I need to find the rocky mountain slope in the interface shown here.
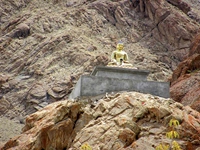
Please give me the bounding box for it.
[0,0,200,149]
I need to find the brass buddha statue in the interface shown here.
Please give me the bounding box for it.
[108,42,133,67]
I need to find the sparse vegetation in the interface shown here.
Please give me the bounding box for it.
[156,119,182,150]
[80,143,92,150]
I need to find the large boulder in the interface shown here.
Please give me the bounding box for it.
[1,100,82,150]
[1,92,200,150]
[170,33,200,112]
[11,23,30,38]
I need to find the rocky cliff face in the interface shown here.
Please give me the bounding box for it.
[1,92,200,150]
[1,0,199,119]
[170,33,200,112]
[1,0,200,149]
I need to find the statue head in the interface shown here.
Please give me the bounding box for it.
[116,42,124,51]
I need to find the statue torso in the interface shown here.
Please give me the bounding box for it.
[114,50,127,62]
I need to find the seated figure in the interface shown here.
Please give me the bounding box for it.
[108,42,133,67]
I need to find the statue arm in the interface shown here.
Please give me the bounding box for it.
[111,51,117,62]
[124,53,129,62]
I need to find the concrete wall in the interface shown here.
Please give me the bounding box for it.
[91,66,149,80]
[69,75,170,99]
[69,77,82,99]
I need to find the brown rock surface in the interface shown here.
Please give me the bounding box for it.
[0,0,176,120]
[1,92,200,150]
[1,100,81,150]
[0,0,200,148]
[189,33,200,56]
[170,33,200,112]
[0,97,10,114]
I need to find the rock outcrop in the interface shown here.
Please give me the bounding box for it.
[0,0,161,119]
[1,92,200,150]
[170,33,200,112]
[89,0,200,69]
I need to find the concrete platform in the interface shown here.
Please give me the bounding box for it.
[91,66,149,80]
[69,75,170,99]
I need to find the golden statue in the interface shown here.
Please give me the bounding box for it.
[108,42,133,67]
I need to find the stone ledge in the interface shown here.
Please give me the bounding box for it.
[91,66,150,80]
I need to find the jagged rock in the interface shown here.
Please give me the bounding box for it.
[118,128,136,147]
[90,0,199,68]
[0,74,10,95]
[47,81,73,100]
[191,100,200,112]
[1,101,81,150]
[0,0,198,121]
[72,106,94,135]
[11,23,30,38]
[68,52,91,66]
[170,33,200,111]
[29,84,46,99]
[1,0,200,148]
[167,0,191,14]
[0,0,31,29]
[189,33,200,56]
[33,105,43,111]
[188,10,200,24]
[148,105,171,119]
[2,92,200,150]
[27,99,40,104]
[170,54,200,84]
[0,74,9,86]
[149,0,199,62]
[72,93,200,149]
[85,54,109,72]
[38,102,49,108]
[0,97,10,113]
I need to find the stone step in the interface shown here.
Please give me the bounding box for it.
[91,66,149,80]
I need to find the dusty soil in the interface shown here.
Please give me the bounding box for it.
[0,117,24,146]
